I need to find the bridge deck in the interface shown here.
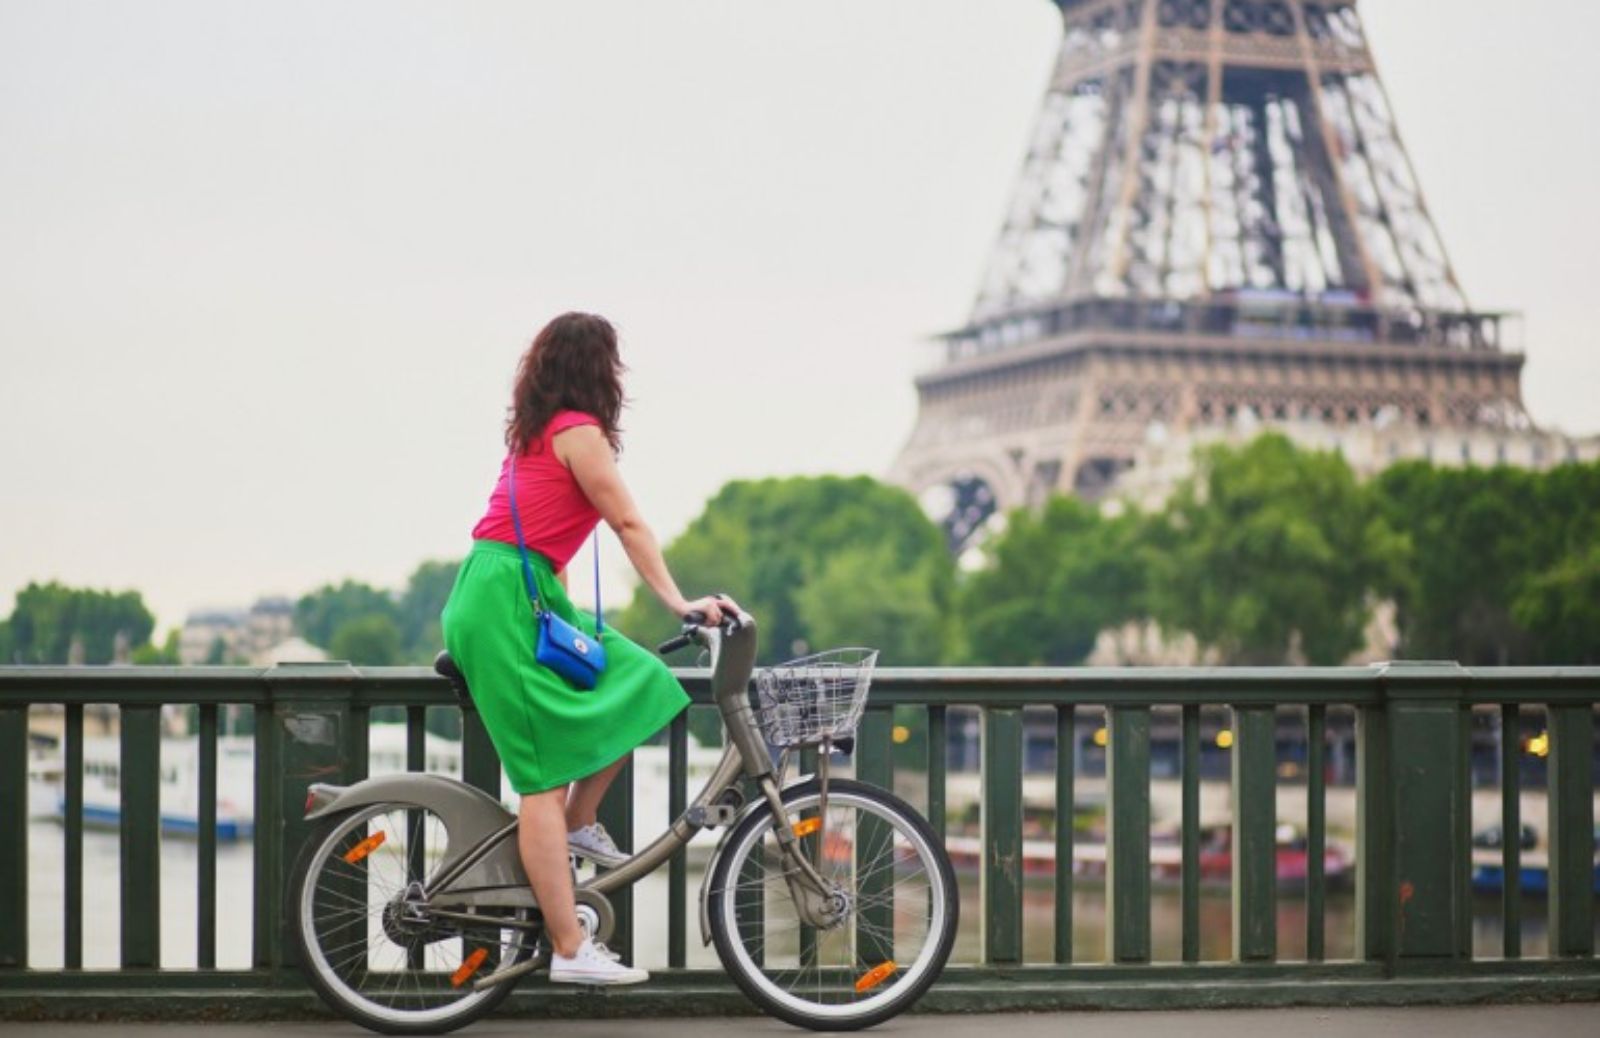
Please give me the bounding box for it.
[0,1005,1592,1037]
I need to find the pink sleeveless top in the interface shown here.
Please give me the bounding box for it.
[470,410,603,571]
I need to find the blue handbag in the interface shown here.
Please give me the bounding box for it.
[506,455,607,690]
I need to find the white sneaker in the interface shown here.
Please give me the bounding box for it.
[549,938,648,986]
[567,822,628,867]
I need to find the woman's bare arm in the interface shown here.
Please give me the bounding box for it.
[556,424,730,622]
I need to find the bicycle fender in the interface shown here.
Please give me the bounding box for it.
[697,795,774,946]
[694,767,812,946]
[305,774,524,894]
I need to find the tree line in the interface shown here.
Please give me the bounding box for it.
[4,434,1596,668]
[621,436,1600,667]
[0,583,167,665]
[0,563,461,667]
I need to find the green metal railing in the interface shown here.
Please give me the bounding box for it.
[1,662,1597,1019]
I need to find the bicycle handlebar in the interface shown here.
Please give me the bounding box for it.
[656,597,745,655]
[656,630,696,655]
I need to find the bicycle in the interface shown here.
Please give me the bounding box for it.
[287,606,958,1033]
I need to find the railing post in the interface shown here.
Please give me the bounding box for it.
[668,712,690,969]
[461,705,500,799]
[197,703,218,969]
[63,704,83,969]
[121,704,162,968]
[1055,705,1076,965]
[1232,703,1276,962]
[1546,702,1596,957]
[1498,703,1522,959]
[263,662,363,972]
[0,705,27,969]
[927,705,947,842]
[1306,703,1327,962]
[855,707,896,968]
[1180,702,1201,964]
[1106,704,1151,964]
[597,754,635,961]
[1376,662,1472,961]
[252,699,280,973]
[1356,694,1393,967]
[981,705,1023,966]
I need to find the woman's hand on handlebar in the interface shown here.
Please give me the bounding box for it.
[657,594,744,655]
[680,594,741,627]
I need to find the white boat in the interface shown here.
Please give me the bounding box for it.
[46,723,727,854]
[28,752,63,819]
[366,723,472,782]
[57,735,256,840]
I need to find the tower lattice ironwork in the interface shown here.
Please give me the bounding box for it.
[891,0,1527,550]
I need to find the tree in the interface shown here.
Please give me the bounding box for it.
[617,476,956,665]
[1375,459,1600,664]
[5,582,156,664]
[204,634,229,665]
[1511,536,1600,664]
[956,496,1152,665]
[1372,461,1533,663]
[131,629,181,666]
[397,560,460,663]
[296,580,398,650]
[1152,434,1405,665]
[1517,461,1600,663]
[329,614,404,665]
[793,544,946,666]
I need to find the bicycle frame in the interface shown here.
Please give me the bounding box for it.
[301,610,838,983]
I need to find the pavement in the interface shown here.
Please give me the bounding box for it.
[0,1006,1597,1038]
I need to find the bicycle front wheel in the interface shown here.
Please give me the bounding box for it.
[706,778,957,1031]
[289,802,534,1036]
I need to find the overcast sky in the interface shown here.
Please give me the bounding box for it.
[3,0,1596,635]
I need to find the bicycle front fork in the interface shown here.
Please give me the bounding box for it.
[759,744,846,930]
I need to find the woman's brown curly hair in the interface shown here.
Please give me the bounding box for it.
[506,312,626,456]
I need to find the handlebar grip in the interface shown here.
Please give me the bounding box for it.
[656,633,693,655]
[659,605,724,654]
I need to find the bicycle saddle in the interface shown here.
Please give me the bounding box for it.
[433,651,474,711]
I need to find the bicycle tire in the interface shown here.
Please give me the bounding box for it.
[706,778,958,1031]
[288,803,534,1036]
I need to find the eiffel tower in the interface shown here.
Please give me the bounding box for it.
[891,0,1527,550]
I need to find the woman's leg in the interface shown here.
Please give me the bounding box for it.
[565,752,630,830]
[517,789,582,958]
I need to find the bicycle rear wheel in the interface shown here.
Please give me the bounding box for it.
[706,778,957,1031]
[290,802,534,1035]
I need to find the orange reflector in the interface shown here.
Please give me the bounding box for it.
[792,817,822,838]
[342,831,386,864]
[450,948,489,988]
[854,960,897,993]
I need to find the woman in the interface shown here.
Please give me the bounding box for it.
[440,312,734,986]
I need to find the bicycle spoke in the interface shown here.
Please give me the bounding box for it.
[715,786,953,1025]
[297,802,532,1027]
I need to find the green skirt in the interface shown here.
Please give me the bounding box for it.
[440,539,690,794]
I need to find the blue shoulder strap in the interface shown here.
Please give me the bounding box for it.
[593,529,604,634]
[505,451,604,632]
[505,454,543,613]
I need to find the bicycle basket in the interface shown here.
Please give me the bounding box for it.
[754,647,879,748]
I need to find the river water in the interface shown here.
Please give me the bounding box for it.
[22,821,1557,969]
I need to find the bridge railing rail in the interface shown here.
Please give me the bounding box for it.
[1,662,1596,1017]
